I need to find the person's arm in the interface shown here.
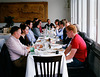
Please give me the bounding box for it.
[66,48,77,60]
[6,39,30,56]
[35,28,41,37]
[56,29,63,36]
[51,23,55,28]
[33,28,38,37]
[64,44,71,55]
[42,24,47,29]
[26,32,31,42]
[63,28,66,41]
[27,30,36,43]
[19,36,24,45]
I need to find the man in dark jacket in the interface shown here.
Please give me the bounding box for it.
[43,19,54,29]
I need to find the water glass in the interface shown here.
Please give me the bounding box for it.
[44,42,49,50]
[30,47,34,52]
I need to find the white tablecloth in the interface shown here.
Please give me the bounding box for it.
[0,38,5,52]
[25,52,69,77]
[0,33,11,41]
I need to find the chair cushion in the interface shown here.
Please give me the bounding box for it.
[34,74,62,77]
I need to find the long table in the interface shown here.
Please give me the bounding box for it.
[25,35,70,77]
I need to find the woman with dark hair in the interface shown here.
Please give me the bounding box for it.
[33,21,41,38]
[33,18,38,23]
[19,23,31,46]
[55,19,59,27]
[33,18,38,28]
[38,20,42,33]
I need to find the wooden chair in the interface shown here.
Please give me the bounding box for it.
[33,55,62,77]
[68,40,93,77]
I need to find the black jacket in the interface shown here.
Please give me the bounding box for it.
[42,23,54,29]
[63,27,72,45]
[0,44,12,77]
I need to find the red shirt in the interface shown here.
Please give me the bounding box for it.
[39,26,42,33]
[71,34,87,62]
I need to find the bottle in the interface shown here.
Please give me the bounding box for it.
[48,26,50,30]
[31,39,34,46]
[46,26,47,35]
[49,43,51,49]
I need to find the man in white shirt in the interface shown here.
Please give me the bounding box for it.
[56,21,65,40]
[6,26,30,68]
[26,20,36,43]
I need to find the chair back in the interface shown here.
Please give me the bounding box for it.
[33,55,62,77]
[0,43,12,77]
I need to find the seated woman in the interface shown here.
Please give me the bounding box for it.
[6,26,30,68]
[33,18,42,33]
[19,23,31,46]
[55,19,59,28]
[64,25,87,67]
[33,21,41,38]
[38,20,43,33]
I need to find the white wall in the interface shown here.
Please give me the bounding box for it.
[0,0,71,28]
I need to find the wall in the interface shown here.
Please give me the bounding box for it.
[0,0,71,28]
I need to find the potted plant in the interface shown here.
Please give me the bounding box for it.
[4,16,14,27]
[3,16,14,33]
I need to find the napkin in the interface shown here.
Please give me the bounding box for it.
[66,59,73,63]
[66,52,73,63]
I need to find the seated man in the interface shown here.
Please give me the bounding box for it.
[62,19,72,46]
[73,24,93,44]
[6,26,30,68]
[43,19,55,29]
[56,21,65,40]
[64,25,87,67]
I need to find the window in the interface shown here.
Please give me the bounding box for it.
[71,0,100,44]
[97,0,100,44]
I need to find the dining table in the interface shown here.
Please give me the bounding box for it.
[25,30,72,77]
[0,33,11,41]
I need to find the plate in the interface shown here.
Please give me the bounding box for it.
[36,40,41,42]
[51,45,62,50]
[50,44,60,46]
[39,37,44,39]
[58,49,65,51]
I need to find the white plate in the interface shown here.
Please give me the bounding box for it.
[51,45,62,50]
